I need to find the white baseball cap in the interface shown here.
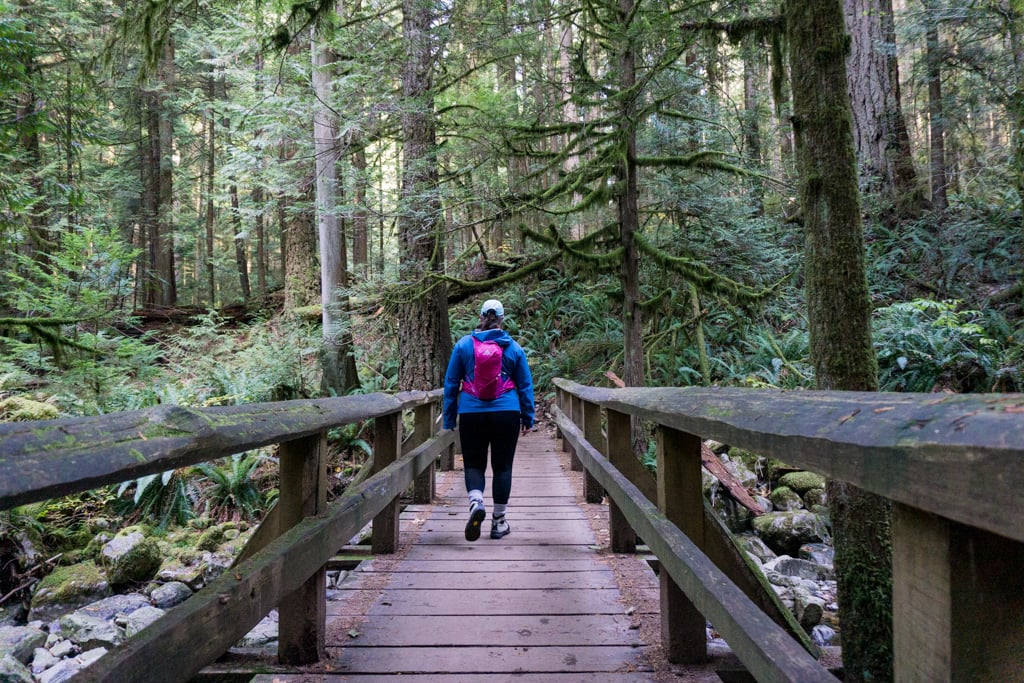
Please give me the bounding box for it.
[480,299,504,317]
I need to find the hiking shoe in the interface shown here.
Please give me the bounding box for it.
[465,500,486,541]
[490,515,511,539]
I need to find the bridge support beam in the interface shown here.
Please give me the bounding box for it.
[657,425,707,664]
[606,408,637,554]
[582,400,604,504]
[893,504,1024,682]
[411,403,436,503]
[372,411,402,554]
[277,432,328,664]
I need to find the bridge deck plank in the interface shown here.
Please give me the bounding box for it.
[249,430,728,682]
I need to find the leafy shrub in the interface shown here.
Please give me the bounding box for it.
[873,299,997,392]
[193,451,273,522]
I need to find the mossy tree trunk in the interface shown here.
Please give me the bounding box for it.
[786,0,892,680]
[397,0,451,392]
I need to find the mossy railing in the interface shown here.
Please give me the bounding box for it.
[0,390,455,683]
[553,378,1024,683]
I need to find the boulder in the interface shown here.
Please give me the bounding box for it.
[799,543,834,569]
[73,594,150,622]
[57,613,123,650]
[0,626,46,664]
[737,533,777,565]
[37,658,80,683]
[778,471,826,494]
[28,562,111,623]
[150,581,192,609]
[156,561,206,591]
[31,647,59,674]
[0,654,33,683]
[764,556,834,582]
[100,532,162,586]
[793,587,825,628]
[802,487,827,508]
[752,511,828,556]
[236,611,278,649]
[123,606,165,637]
[768,486,804,511]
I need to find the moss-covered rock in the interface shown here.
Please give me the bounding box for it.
[752,511,829,557]
[28,562,111,622]
[778,471,827,494]
[99,532,161,586]
[769,486,805,511]
[0,397,59,422]
[802,487,827,508]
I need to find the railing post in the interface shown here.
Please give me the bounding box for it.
[657,424,707,663]
[556,388,568,452]
[277,433,328,664]
[582,399,604,504]
[411,402,435,503]
[893,504,1024,682]
[371,411,402,554]
[569,394,583,471]
[605,408,636,553]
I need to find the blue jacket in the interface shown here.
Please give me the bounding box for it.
[443,328,534,430]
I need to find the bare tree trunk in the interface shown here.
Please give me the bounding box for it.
[923,0,949,212]
[844,0,924,220]
[230,181,251,301]
[254,52,268,298]
[204,65,217,307]
[155,35,177,308]
[313,16,360,395]
[398,0,451,391]
[351,144,369,280]
[787,0,892,680]
[1007,0,1024,308]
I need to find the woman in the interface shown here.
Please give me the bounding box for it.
[442,299,534,542]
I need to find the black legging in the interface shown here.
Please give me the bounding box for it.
[459,411,521,505]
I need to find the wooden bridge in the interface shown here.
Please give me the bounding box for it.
[2,381,1023,682]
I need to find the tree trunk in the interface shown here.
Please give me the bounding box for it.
[398,0,451,392]
[283,184,320,311]
[313,17,360,395]
[155,34,177,308]
[254,52,268,298]
[351,144,369,280]
[205,65,217,307]
[786,1,892,681]
[923,0,949,213]
[844,0,924,220]
[230,181,251,301]
[1006,0,1024,308]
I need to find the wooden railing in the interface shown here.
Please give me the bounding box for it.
[0,391,455,683]
[553,378,1024,683]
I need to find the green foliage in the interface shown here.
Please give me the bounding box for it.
[115,470,200,529]
[193,451,271,523]
[873,299,998,392]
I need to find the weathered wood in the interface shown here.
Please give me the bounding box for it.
[277,433,327,664]
[893,504,1024,682]
[555,407,838,682]
[569,393,583,471]
[605,408,636,554]
[658,425,706,664]
[582,400,604,503]
[701,443,764,515]
[371,411,402,554]
[0,390,441,511]
[76,429,453,683]
[553,380,1024,543]
[410,403,435,503]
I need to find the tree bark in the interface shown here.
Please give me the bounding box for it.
[230,181,251,301]
[923,0,949,213]
[398,0,451,392]
[313,14,360,396]
[786,0,892,680]
[155,34,177,308]
[844,0,924,220]
[283,183,320,311]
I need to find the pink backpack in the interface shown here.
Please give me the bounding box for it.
[462,337,516,400]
